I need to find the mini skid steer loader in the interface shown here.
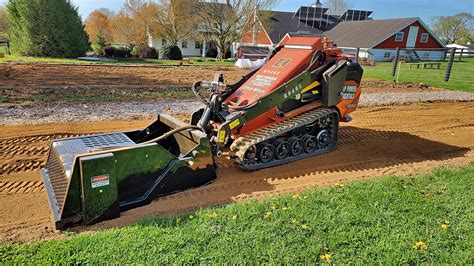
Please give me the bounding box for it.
[42,34,363,229]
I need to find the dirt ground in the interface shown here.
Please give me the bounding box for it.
[0,102,473,244]
[1,64,444,107]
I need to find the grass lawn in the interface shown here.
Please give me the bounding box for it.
[1,164,473,263]
[363,58,474,92]
[0,54,236,67]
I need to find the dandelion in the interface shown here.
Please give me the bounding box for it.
[303,196,308,199]
[334,182,345,188]
[441,220,450,230]
[291,219,299,225]
[292,194,301,199]
[412,241,427,250]
[269,194,276,200]
[282,207,288,211]
[271,205,277,210]
[208,212,217,219]
[188,215,194,220]
[320,253,331,261]
[232,215,237,221]
[176,217,182,223]
[301,224,309,230]
[264,211,272,218]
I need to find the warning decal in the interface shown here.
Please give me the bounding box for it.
[91,174,110,189]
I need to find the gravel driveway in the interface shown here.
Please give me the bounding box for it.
[1,91,473,126]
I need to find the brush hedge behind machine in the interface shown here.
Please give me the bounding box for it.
[42,34,363,229]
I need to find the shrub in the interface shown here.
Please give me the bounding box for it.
[103,46,115,57]
[161,44,182,60]
[103,46,131,58]
[132,44,158,59]
[113,47,131,58]
[195,58,204,62]
[207,58,216,62]
[205,48,218,58]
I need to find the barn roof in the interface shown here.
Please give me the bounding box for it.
[325,17,418,48]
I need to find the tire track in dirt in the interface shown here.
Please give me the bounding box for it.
[0,159,45,176]
[0,181,45,194]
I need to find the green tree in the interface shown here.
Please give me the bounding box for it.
[431,13,474,45]
[0,5,9,40]
[7,0,88,57]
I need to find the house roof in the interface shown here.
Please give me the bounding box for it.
[264,10,325,44]
[325,17,418,48]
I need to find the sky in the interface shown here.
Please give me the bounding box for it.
[0,0,473,23]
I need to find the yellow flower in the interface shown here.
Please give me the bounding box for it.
[232,215,237,221]
[188,215,194,220]
[441,221,450,230]
[269,194,276,200]
[176,217,182,223]
[334,182,345,188]
[282,207,288,211]
[208,212,217,219]
[303,196,308,199]
[264,211,272,218]
[271,205,277,210]
[292,194,301,199]
[412,241,427,250]
[301,224,309,230]
[320,253,331,261]
[291,219,299,224]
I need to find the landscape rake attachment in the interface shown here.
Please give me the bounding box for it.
[42,114,216,229]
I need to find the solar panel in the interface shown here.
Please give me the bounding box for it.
[339,9,373,21]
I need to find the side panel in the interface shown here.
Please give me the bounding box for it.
[80,153,120,224]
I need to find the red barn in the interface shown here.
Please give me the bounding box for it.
[325,18,446,61]
[237,3,446,62]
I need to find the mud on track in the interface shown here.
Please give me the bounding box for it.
[0,102,473,244]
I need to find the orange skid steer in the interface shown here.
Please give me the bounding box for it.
[41,34,363,228]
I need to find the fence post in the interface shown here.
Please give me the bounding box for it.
[444,47,455,82]
[391,47,400,77]
[355,47,360,63]
[459,49,463,61]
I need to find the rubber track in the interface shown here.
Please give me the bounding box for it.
[230,108,336,169]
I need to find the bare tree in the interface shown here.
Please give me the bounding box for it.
[324,0,348,15]
[196,0,277,60]
[151,0,199,44]
[97,8,115,18]
[431,13,474,45]
[0,5,8,40]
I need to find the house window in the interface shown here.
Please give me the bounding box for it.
[395,32,404,42]
[182,41,188,48]
[195,41,202,49]
[162,39,167,46]
[420,33,429,43]
[384,52,391,59]
[423,53,430,60]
